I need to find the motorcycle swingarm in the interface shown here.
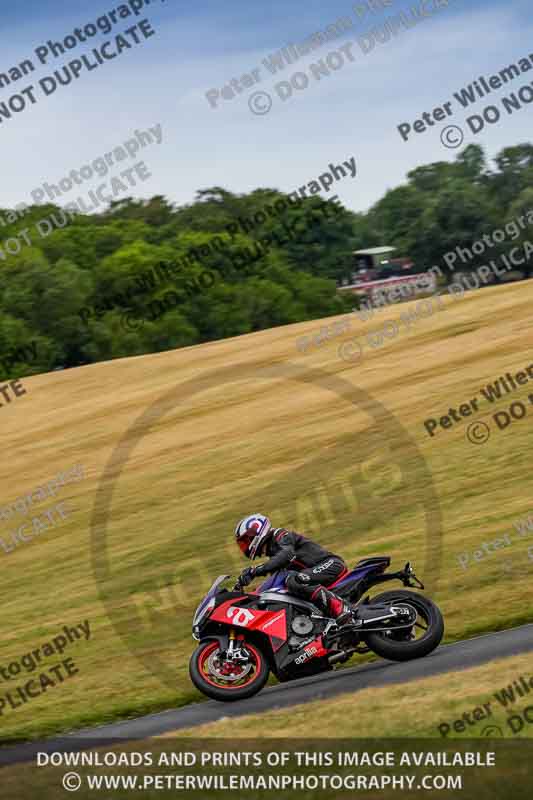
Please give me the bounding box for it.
[324,619,415,647]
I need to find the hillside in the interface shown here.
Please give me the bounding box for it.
[1,279,532,743]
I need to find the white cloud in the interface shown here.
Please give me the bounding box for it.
[1,1,532,215]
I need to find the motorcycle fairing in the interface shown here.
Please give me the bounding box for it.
[210,597,288,651]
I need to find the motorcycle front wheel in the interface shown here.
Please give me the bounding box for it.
[189,640,270,702]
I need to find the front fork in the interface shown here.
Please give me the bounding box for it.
[226,628,249,663]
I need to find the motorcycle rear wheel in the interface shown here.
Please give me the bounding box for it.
[362,590,444,661]
[189,640,270,702]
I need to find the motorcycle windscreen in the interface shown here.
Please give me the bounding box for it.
[192,574,229,626]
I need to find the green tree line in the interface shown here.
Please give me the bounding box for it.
[0,143,532,379]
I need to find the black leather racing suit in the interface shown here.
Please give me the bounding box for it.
[254,528,348,612]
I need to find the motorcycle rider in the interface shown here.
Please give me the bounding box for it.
[235,514,355,626]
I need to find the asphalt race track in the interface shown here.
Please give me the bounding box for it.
[2,624,533,766]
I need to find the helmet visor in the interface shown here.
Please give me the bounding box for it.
[237,533,254,556]
[237,536,250,556]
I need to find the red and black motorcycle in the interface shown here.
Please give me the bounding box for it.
[189,557,444,701]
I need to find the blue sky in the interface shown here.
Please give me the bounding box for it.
[1,0,532,215]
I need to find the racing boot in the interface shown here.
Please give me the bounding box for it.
[311,586,355,626]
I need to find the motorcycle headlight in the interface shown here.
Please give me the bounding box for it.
[192,597,216,636]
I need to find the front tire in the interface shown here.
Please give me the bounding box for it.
[189,640,270,702]
[363,590,444,662]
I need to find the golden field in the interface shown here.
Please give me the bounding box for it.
[1,280,532,742]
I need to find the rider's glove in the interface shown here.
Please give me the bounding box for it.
[239,566,256,586]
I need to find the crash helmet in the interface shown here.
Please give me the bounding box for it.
[234,514,271,559]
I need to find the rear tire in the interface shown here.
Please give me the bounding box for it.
[189,640,269,702]
[363,590,444,662]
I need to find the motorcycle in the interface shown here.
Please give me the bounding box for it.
[189,556,444,701]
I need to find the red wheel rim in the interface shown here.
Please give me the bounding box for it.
[197,642,263,690]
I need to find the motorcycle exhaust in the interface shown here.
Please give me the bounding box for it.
[328,647,361,665]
